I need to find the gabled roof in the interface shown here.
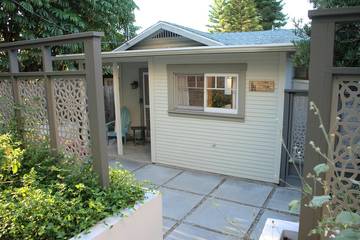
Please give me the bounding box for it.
[114,21,299,52]
[113,21,223,51]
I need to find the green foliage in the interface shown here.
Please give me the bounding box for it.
[292,0,360,68]
[253,0,287,30]
[334,21,360,67]
[288,199,300,212]
[334,229,360,240]
[336,211,360,225]
[291,19,311,68]
[208,0,227,32]
[0,134,23,182]
[208,0,263,32]
[0,134,144,239]
[313,163,329,176]
[310,0,360,8]
[286,102,360,239]
[308,195,331,208]
[0,0,138,71]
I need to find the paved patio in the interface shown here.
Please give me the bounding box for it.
[109,159,301,240]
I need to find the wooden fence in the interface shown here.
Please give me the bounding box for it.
[0,32,109,187]
[299,7,360,239]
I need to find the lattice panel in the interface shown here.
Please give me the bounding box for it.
[0,78,14,124]
[330,78,360,213]
[290,95,308,163]
[18,77,49,137]
[54,77,91,159]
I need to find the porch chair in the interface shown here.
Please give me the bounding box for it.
[106,106,131,144]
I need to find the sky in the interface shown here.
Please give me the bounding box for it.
[134,0,314,33]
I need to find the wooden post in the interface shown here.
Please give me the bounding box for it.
[112,63,123,155]
[299,12,335,240]
[42,46,59,150]
[8,49,22,131]
[84,36,109,188]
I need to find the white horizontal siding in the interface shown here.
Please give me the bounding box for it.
[149,52,286,183]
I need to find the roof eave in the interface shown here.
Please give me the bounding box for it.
[55,44,296,61]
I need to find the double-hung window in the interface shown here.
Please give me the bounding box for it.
[173,73,239,114]
[168,63,246,120]
[174,74,204,110]
[204,74,238,114]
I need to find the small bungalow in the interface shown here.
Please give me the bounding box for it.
[59,21,305,184]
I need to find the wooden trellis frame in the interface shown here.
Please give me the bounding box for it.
[0,32,109,188]
[299,7,360,239]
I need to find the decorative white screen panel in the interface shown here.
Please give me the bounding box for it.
[0,78,15,124]
[290,95,308,163]
[53,76,91,159]
[18,77,49,137]
[331,77,360,213]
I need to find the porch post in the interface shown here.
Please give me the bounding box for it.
[112,63,123,155]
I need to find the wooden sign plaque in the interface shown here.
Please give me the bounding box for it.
[249,80,275,92]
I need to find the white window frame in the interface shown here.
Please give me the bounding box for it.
[204,73,239,114]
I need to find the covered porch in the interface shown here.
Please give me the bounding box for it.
[101,58,153,163]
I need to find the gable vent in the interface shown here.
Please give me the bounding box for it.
[152,30,181,39]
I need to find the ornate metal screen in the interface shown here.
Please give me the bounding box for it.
[290,95,308,163]
[0,78,14,124]
[54,76,91,159]
[330,76,360,213]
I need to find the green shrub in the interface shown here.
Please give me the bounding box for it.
[0,134,144,240]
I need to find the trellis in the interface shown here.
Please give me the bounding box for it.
[0,32,109,187]
[299,7,360,239]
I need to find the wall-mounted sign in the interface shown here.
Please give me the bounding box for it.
[249,80,275,92]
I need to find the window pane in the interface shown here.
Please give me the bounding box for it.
[175,74,204,108]
[222,76,237,89]
[197,76,204,88]
[189,89,204,106]
[231,76,237,89]
[207,76,215,88]
[206,89,236,109]
[187,76,196,87]
[217,76,225,88]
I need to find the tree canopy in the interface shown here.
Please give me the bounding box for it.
[0,0,138,49]
[0,0,138,71]
[253,0,287,30]
[208,0,286,32]
[310,0,360,8]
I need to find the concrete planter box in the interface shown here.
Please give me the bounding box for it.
[259,218,299,240]
[71,191,162,240]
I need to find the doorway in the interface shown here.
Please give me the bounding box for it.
[280,90,308,187]
[139,69,150,141]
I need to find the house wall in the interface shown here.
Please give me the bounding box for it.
[120,62,147,130]
[148,52,287,183]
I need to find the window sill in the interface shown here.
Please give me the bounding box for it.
[168,109,244,122]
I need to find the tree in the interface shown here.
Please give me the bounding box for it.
[253,0,287,30]
[208,0,227,32]
[208,0,263,32]
[0,0,138,70]
[310,0,360,8]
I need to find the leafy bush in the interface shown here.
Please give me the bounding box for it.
[0,134,144,240]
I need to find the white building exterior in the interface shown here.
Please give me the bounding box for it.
[58,21,299,183]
